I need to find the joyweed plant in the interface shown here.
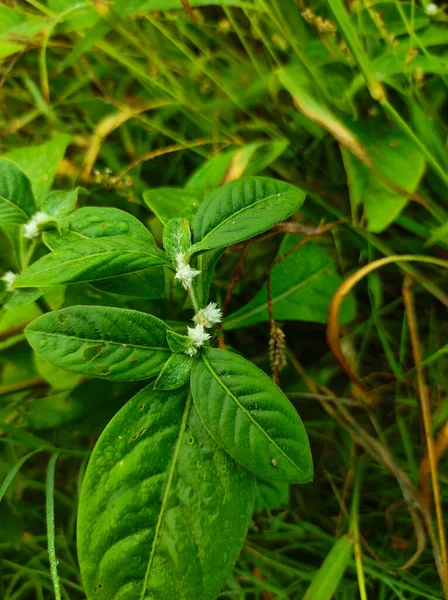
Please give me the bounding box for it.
[1,162,314,599]
[1,1,448,599]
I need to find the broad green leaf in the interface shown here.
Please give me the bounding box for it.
[77,385,255,600]
[190,177,306,253]
[4,288,42,311]
[303,534,353,600]
[0,159,35,224]
[163,217,192,260]
[186,141,289,190]
[44,207,165,299]
[342,119,425,232]
[192,248,225,309]
[166,329,191,353]
[254,478,289,513]
[191,348,313,483]
[41,189,81,220]
[4,135,71,203]
[186,151,235,190]
[355,3,429,38]
[25,306,170,381]
[154,353,193,390]
[224,235,355,330]
[143,188,205,225]
[44,206,156,248]
[14,236,169,288]
[278,67,369,165]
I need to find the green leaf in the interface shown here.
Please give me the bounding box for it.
[303,534,353,600]
[44,207,165,299]
[143,188,205,225]
[77,385,255,599]
[342,119,425,232]
[166,329,191,353]
[191,348,313,483]
[4,288,42,311]
[163,217,192,261]
[225,235,355,329]
[44,206,156,249]
[192,248,226,309]
[154,353,193,390]
[190,177,306,253]
[41,189,81,220]
[25,306,170,381]
[4,135,71,203]
[14,236,169,288]
[0,158,36,224]
[186,141,289,190]
[355,3,429,38]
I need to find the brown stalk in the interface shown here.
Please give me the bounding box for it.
[327,255,448,405]
[403,276,448,596]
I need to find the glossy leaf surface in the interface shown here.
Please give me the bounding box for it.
[224,235,355,329]
[25,306,170,381]
[190,177,306,253]
[143,188,204,224]
[0,158,35,224]
[77,385,255,599]
[44,206,157,249]
[191,348,313,482]
[154,353,193,390]
[14,236,169,288]
[43,207,166,298]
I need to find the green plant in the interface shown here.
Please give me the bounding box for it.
[1,0,447,599]
[1,161,314,598]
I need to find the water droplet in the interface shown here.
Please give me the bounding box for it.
[187,435,195,445]
[271,458,278,467]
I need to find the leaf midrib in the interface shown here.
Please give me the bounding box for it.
[16,247,167,286]
[201,353,303,476]
[193,188,294,248]
[224,262,330,328]
[139,392,192,600]
[28,330,169,353]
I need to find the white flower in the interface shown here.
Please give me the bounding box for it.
[174,252,200,289]
[425,3,438,15]
[23,211,51,239]
[1,270,17,291]
[193,302,223,328]
[186,323,210,353]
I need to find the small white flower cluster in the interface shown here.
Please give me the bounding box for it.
[185,324,210,356]
[174,252,200,290]
[186,302,223,356]
[23,211,51,239]
[425,2,438,15]
[193,302,223,328]
[1,270,17,292]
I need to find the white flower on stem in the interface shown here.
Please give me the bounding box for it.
[1,270,17,291]
[425,3,438,15]
[23,211,51,239]
[193,302,223,328]
[174,252,200,290]
[186,323,210,355]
